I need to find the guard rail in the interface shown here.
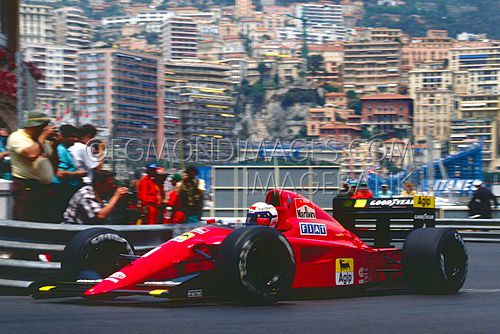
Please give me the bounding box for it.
[0,217,499,292]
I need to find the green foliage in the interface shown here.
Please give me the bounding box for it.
[320,84,340,93]
[281,88,321,108]
[362,0,500,39]
[307,55,325,74]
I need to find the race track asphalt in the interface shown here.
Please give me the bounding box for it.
[1,243,499,334]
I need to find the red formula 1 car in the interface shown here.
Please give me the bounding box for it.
[30,190,468,304]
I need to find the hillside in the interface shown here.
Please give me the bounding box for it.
[23,0,499,39]
[361,0,500,39]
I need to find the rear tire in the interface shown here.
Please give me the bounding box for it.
[402,228,468,294]
[62,228,135,279]
[216,226,295,305]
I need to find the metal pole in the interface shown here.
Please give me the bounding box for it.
[16,51,24,128]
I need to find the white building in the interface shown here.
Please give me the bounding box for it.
[20,4,55,46]
[161,16,198,61]
[23,45,78,96]
[277,25,350,43]
[295,2,344,28]
[54,7,91,49]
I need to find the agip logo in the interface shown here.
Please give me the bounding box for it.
[335,258,354,286]
[295,198,316,219]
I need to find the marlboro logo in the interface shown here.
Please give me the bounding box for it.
[295,198,316,219]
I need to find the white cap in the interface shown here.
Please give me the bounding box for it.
[473,180,483,186]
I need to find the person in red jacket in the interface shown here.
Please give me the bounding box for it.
[351,181,374,199]
[137,163,161,224]
[165,173,186,224]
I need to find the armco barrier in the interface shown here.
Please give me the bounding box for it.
[0,217,499,292]
[0,220,201,290]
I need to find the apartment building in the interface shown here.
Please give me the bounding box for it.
[78,49,173,152]
[408,61,455,144]
[449,45,500,72]
[295,1,344,28]
[161,16,198,61]
[54,7,91,49]
[450,117,499,172]
[402,30,454,70]
[164,60,235,159]
[360,94,413,135]
[235,0,254,18]
[23,44,78,100]
[20,4,55,46]
[343,40,402,93]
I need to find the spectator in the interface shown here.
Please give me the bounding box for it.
[7,112,58,222]
[0,128,11,180]
[351,181,374,199]
[63,170,128,224]
[49,125,87,222]
[176,165,204,223]
[69,124,102,184]
[376,184,393,198]
[468,181,498,219]
[335,182,352,199]
[165,173,185,224]
[401,181,417,197]
[137,163,162,224]
[155,167,169,223]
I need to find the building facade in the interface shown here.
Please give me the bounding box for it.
[20,4,55,46]
[164,60,236,160]
[360,94,413,135]
[161,16,198,61]
[78,49,172,155]
[54,7,91,49]
[343,40,402,93]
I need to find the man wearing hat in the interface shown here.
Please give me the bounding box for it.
[376,184,393,198]
[351,180,374,199]
[6,112,58,222]
[469,181,498,219]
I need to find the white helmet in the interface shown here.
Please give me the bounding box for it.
[246,202,278,227]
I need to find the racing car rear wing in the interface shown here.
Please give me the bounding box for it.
[333,196,436,247]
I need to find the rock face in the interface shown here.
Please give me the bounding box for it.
[236,86,321,141]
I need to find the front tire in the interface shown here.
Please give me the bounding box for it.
[216,226,296,305]
[61,228,135,279]
[402,228,468,294]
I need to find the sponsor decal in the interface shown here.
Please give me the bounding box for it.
[414,213,435,220]
[413,196,435,209]
[172,232,196,242]
[299,223,327,236]
[143,281,182,286]
[192,227,209,235]
[76,279,103,284]
[354,200,367,208]
[368,198,414,207]
[187,289,203,298]
[104,271,126,284]
[295,198,316,219]
[335,258,354,286]
[358,267,370,284]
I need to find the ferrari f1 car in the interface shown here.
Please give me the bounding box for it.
[30,190,468,304]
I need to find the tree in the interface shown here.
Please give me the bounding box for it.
[307,54,325,75]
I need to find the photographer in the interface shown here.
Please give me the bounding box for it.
[63,170,129,225]
[6,112,59,222]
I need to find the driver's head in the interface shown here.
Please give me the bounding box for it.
[246,202,278,228]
